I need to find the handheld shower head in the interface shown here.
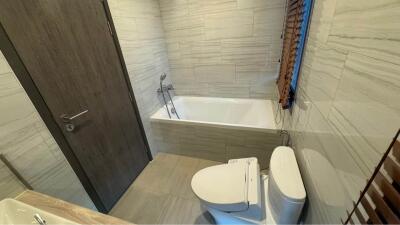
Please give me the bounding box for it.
[160,73,167,81]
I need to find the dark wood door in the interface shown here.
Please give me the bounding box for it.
[0,0,150,211]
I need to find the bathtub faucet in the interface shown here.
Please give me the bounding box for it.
[157,84,174,93]
[157,73,180,119]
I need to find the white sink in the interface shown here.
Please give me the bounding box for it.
[0,199,77,224]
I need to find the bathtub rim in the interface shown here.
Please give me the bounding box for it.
[150,116,281,134]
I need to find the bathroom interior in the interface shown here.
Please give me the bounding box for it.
[0,0,399,224]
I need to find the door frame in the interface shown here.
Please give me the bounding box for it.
[0,0,152,213]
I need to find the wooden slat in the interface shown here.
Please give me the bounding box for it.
[289,0,303,8]
[285,24,302,30]
[286,16,297,23]
[288,8,303,17]
[360,196,383,224]
[283,31,300,40]
[283,32,300,42]
[286,20,300,27]
[277,0,305,109]
[374,171,400,215]
[285,27,301,33]
[384,156,400,185]
[343,130,400,225]
[288,10,304,18]
[286,17,304,25]
[288,1,302,12]
[354,203,367,224]
[289,0,302,7]
[368,185,400,224]
[289,1,304,12]
[393,140,400,161]
[283,40,300,50]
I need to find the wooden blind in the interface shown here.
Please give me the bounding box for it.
[277,0,305,109]
[343,129,400,224]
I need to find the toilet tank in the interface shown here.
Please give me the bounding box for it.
[268,147,306,224]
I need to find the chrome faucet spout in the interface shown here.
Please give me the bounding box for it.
[34,214,46,225]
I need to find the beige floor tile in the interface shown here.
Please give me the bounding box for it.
[159,195,214,225]
[158,195,194,224]
[111,153,220,224]
[110,185,169,224]
[132,154,179,194]
[189,199,215,225]
[155,152,181,168]
[169,156,201,200]
[196,159,222,170]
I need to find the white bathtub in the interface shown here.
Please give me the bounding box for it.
[151,96,278,132]
[151,96,282,165]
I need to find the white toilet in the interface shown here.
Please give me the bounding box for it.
[191,146,306,224]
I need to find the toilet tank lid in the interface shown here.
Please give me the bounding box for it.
[270,146,306,201]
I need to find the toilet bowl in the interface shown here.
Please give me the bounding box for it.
[191,146,306,224]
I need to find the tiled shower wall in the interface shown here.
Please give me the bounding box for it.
[108,0,172,155]
[159,0,286,98]
[0,51,95,209]
[276,0,400,223]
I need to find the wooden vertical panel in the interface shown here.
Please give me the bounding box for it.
[360,197,382,224]
[343,130,400,225]
[354,205,367,225]
[393,141,400,161]
[368,186,400,224]
[374,172,400,215]
[384,156,400,185]
[277,0,305,108]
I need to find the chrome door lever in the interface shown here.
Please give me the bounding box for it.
[60,110,88,132]
[60,110,89,122]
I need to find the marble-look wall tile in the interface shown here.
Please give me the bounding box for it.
[187,0,237,15]
[306,0,337,44]
[160,0,286,99]
[0,162,25,200]
[327,1,400,65]
[195,65,235,83]
[109,0,161,18]
[298,39,348,118]
[204,10,254,40]
[278,0,400,223]
[237,0,283,10]
[328,53,400,172]
[108,0,171,155]
[0,51,95,209]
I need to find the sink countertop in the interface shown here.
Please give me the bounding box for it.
[16,191,132,225]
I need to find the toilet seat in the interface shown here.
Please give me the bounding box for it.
[191,162,249,212]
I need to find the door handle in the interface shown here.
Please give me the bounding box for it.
[60,110,88,132]
[61,110,89,122]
